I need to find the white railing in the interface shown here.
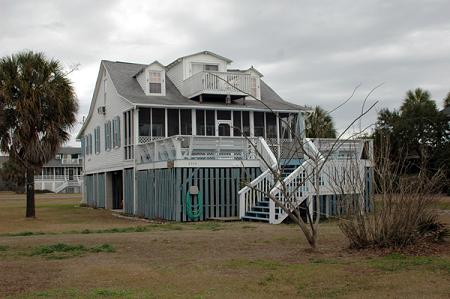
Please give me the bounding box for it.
[308,138,373,162]
[238,137,278,218]
[61,158,81,165]
[269,160,313,224]
[35,175,81,181]
[137,135,260,163]
[182,71,251,98]
[238,170,274,219]
[238,137,373,224]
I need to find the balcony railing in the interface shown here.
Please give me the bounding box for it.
[61,158,81,165]
[137,135,262,164]
[182,71,251,98]
[35,175,81,182]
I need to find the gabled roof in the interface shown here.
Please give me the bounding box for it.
[133,60,165,77]
[103,60,308,111]
[166,50,233,69]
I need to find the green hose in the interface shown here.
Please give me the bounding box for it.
[185,190,203,220]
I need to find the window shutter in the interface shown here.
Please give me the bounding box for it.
[116,116,121,146]
[81,137,85,157]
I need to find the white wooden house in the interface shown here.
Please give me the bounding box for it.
[77,51,372,223]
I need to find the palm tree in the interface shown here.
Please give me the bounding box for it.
[0,51,78,217]
[400,88,436,114]
[305,106,337,138]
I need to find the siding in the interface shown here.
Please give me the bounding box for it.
[83,64,134,174]
[97,173,106,208]
[136,167,261,221]
[124,168,134,215]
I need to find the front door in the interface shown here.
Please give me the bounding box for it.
[217,120,232,136]
[68,168,74,181]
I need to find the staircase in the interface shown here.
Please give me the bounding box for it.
[239,138,324,224]
[240,160,306,223]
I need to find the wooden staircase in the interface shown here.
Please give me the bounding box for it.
[241,160,302,223]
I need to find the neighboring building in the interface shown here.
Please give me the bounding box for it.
[77,50,372,223]
[34,147,83,193]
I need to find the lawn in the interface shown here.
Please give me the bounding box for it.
[0,191,449,298]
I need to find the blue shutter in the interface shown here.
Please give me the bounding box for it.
[116,116,121,147]
[81,137,85,157]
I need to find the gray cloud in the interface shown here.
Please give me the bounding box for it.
[1,0,449,144]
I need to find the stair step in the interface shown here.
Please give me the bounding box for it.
[246,211,269,218]
[242,215,269,222]
[251,206,269,213]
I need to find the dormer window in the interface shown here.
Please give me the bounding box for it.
[149,71,162,94]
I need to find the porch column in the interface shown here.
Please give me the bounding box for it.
[164,108,168,138]
[191,109,196,135]
[133,107,139,215]
[249,111,254,137]
[276,112,280,161]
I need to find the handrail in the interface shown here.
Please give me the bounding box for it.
[268,160,312,224]
[137,135,259,164]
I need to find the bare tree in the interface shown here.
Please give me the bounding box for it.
[209,72,380,249]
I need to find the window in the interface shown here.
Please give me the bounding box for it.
[196,109,214,136]
[104,121,112,150]
[196,110,205,135]
[180,109,192,135]
[279,113,291,139]
[168,109,179,136]
[242,111,250,136]
[149,71,161,94]
[204,64,219,71]
[112,116,121,148]
[55,154,62,160]
[250,77,257,98]
[94,126,101,154]
[152,108,165,137]
[266,113,277,138]
[233,111,241,136]
[254,112,265,137]
[206,110,215,136]
[124,110,134,160]
[89,134,93,155]
[139,108,151,138]
[217,110,231,120]
[81,137,85,157]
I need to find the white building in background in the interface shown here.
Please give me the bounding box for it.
[34,147,83,193]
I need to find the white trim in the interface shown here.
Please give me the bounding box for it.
[136,159,259,171]
[132,101,306,113]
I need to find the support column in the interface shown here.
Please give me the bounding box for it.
[276,112,280,161]
[133,107,139,215]
[191,109,196,135]
[249,111,254,137]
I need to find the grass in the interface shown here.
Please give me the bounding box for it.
[0,192,449,298]
[30,243,115,259]
[367,253,450,273]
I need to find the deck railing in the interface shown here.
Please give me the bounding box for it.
[35,175,81,182]
[137,135,263,164]
[182,71,251,98]
[61,158,81,165]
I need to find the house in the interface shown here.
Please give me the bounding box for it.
[0,147,82,193]
[34,147,83,193]
[77,50,372,223]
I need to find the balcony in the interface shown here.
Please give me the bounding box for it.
[182,71,251,99]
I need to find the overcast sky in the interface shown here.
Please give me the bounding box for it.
[1,0,449,145]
